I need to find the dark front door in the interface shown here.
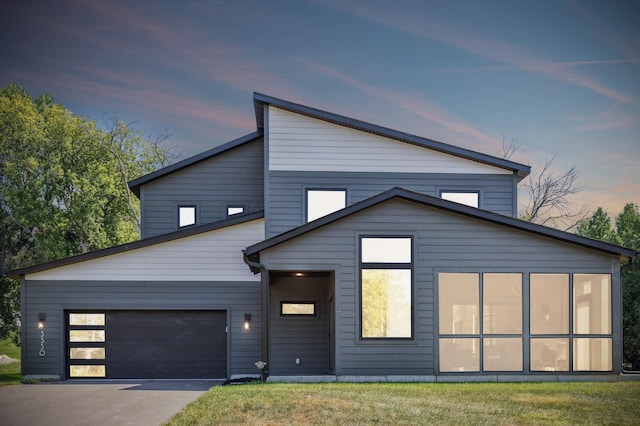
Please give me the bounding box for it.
[105,310,227,379]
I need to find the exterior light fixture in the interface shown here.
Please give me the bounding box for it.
[244,313,251,330]
[295,272,304,277]
[38,313,46,329]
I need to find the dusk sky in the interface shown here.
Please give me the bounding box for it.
[1,0,638,218]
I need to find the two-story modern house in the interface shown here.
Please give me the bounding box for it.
[10,93,636,382]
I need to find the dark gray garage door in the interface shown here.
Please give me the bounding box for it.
[67,310,227,379]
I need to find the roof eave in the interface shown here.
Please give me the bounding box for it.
[7,211,265,278]
[128,130,264,197]
[245,187,636,259]
[253,92,530,179]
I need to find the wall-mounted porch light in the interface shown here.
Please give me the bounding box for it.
[244,313,252,330]
[38,313,46,329]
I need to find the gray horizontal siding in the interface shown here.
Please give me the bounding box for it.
[269,276,329,375]
[266,170,516,237]
[22,280,262,379]
[260,198,619,376]
[142,138,264,238]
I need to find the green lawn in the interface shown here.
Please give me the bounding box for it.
[0,339,21,386]
[166,381,640,425]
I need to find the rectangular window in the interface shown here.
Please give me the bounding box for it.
[438,272,613,373]
[178,205,196,227]
[440,191,479,208]
[307,189,346,222]
[438,273,479,335]
[227,206,245,216]
[573,338,612,371]
[70,348,106,360]
[281,302,316,316]
[530,338,569,372]
[439,338,480,372]
[69,365,106,378]
[68,312,107,378]
[68,313,105,326]
[69,330,105,342]
[483,273,522,334]
[438,273,522,372]
[530,274,569,335]
[573,274,611,335]
[360,237,412,339]
[483,338,523,371]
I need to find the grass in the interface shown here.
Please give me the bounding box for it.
[0,338,21,386]
[166,381,640,425]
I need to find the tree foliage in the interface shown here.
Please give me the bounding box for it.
[0,83,172,344]
[577,203,640,370]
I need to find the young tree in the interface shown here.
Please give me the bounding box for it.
[519,156,586,230]
[0,84,173,344]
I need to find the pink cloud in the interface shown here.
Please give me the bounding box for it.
[323,1,639,107]
[302,60,502,153]
[568,106,639,131]
[15,68,255,132]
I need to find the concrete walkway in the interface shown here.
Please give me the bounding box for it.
[0,380,222,426]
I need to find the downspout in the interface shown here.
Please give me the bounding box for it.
[620,256,639,374]
[243,251,270,381]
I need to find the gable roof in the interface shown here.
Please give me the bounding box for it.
[7,211,264,278]
[253,92,531,181]
[244,187,636,269]
[128,130,263,197]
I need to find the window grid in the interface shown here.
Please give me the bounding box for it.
[438,273,613,373]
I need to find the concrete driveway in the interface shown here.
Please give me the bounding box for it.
[0,380,222,426]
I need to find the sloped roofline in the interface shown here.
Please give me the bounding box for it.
[253,92,531,180]
[7,211,264,278]
[128,130,264,197]
[244,187,636,264]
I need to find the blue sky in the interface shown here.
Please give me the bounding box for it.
[1,0,638,218]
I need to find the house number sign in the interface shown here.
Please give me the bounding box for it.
[39,330,46,356]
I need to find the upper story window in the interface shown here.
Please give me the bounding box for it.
[440,191,479,208]
[306,189,346,222]
[360,236,413,339]
[178,205,197,228]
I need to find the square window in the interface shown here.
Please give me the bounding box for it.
[573,338,612,371]
[307,189,346,222]
[440,192,479,208]
[483,338,523,372]
[361,269,412,338]
[178,206,196,227]
[439,338,480,372]
[530,338,569,372]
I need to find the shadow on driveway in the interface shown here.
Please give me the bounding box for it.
[0,380,223,426]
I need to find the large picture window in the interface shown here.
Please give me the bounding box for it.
[360,237,412,339]
[438,272,613,373]
[438,273,523,372]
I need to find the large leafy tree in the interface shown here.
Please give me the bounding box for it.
[577,203,640,370]
[0,83,171,344]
